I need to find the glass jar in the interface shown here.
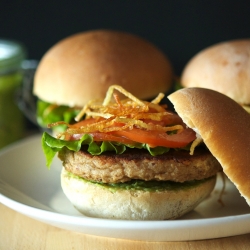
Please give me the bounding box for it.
[0,39,27,149]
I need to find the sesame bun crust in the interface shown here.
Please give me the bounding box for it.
[168,87,250,206]
[61,168,216,220]
[180,39,250,105]
[33,29,173,107]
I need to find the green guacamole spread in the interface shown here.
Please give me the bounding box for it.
[66,171,214,193]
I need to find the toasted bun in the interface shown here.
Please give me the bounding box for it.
[61,168,216,220]
[33,29,173,107]
[180,39,250,105]
[168,88,250,206]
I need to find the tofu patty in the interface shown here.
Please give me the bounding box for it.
[58,145,222,183]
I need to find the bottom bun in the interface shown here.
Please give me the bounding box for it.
[61,168,216,220]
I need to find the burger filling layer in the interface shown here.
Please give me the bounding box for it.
[42,85,221,189]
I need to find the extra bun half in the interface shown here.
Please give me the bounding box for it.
[168,87,250,206]
[33,29,173,107]
[61,168,216,220]
[180,39,250,105]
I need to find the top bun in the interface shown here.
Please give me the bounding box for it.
[33,29,173,107]
[180,39,250,105]
[168,87,250,206]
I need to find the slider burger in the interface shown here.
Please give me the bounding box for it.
[33,29,173,133]
[42,85,225,220]
[180,39,250,112]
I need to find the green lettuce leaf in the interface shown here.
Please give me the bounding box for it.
[42,132,171,168]
[37,100,79,131]
[42,132,90,167]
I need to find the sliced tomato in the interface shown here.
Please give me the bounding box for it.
[139,113,183,127]
[160,113,184,126]
[66,114,195,148]
[111,128,196,148]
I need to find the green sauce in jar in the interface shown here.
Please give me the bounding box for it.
[0,39,27,149]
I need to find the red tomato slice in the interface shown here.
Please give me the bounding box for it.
[67,115,195,148]
[160,113,184,126]
[111,128,196,148]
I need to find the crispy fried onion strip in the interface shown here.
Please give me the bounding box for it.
[51,85,198,150]
[75,85,166,122]
[58,85,181,133]
[102,85,146,107]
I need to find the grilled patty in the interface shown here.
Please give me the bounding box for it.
[58,145,222,183]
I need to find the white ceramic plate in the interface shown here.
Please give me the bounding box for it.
[0,135,250,242]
